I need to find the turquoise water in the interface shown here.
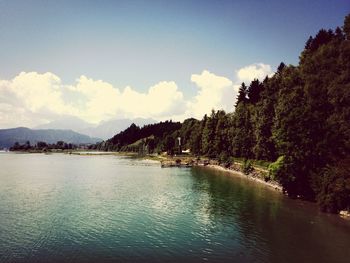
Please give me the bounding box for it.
[0,153,349,262]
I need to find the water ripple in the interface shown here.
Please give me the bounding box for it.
[1,154,350,263]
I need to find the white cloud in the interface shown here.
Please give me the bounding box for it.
[187,70,236,119]
[118,81,185,119]
[0,103,35,128]
[0,63,274,128]
[67,75,121,123]
[0,72,186,127]
[236,63,273,83]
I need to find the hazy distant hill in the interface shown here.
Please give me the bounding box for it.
[36,117,157,140]
[35,116,93,132]
[0,127,102,149]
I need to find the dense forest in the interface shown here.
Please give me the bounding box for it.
[96,15,350,214]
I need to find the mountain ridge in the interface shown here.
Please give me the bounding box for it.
[0,127,102,148]
[35,117,157,140]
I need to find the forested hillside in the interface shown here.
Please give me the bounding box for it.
[97,121,182,152]
[97,15,350,213]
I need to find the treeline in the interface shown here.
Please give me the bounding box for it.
[96,120,182,153]
[97,15,350,213]
[10,141,78,151]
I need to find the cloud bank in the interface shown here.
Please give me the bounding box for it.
[0,63,273,128]
[236,63,273,83]
[188,70,233,119]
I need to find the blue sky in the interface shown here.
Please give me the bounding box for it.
[0,0,349,127]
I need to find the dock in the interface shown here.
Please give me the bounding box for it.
[160,159,193,168]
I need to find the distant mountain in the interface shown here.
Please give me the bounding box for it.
[0,127,102,149]
[35,117,157,140]
[35,116,94,131]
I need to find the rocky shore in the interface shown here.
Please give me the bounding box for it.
[203,163,283,192]
[160,156,282,192]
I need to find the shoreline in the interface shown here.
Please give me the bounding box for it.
[198,163,283,192]
[157,155,282,192]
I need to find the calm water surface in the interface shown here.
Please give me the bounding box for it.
[0,153,349,262]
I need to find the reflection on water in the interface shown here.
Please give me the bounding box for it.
[0,153,349,263]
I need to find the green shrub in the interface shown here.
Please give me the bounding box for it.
[254,160,271,169]
[268,156,285,181]
[242,159,253,175]
[219,153,232,167]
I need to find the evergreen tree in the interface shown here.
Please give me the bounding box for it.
[189,122,202,155]
[235,83,248,107]
[213,110,231,157]
[253,76,279,161]
[201,110,218,157]
[247,79,264,104]
[232,103,254,159]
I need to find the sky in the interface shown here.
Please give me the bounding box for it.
[0,0,349,128]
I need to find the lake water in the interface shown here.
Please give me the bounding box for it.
[0,153,350,263]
